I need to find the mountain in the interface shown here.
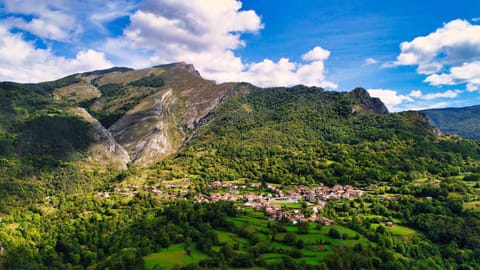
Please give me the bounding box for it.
[422,105,480,140]
[2,63,480,270]
[1,63,476,193]
[0,64,392,172]
[0,62,237,171]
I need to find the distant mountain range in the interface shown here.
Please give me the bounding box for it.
[421,105,480,140]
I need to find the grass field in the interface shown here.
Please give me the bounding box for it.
[227,215,270,232]
[371,223,416,236]
[302,245,333,262]
[274,224,371,247]
[145,210,378,269]
[216,230,249,245]
[449,192,465,199]
[464,201,480,211]
[144,243,208,269]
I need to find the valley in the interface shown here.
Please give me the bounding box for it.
[1,64,480,269]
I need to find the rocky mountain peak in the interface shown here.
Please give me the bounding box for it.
[154,62,201,77]
[351,87,389,114]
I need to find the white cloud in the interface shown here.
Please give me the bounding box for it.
[123,0,263,53]
[364,58,378,65]
[235,53,337,88]
[409,89,462,100]
[1,0,137,41]
[106,0,337,88]
[424,61,480,91]
[467,83,479,92]
[302,46,330,61]
[395,19,480,69]
[2,1,78,40]
[409,90,423,98]
[407,102,450,111]
[393,19,480,90]
[367,87,464,112]
[0,26,112,82]
[367,89,413,112]
[420,89,462,100]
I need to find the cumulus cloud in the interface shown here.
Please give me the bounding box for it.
[1,0,77,40]
[0,26,112,82]
[236,50,337,88]
[1,0,137,41]
[367,89,413,111]
[122,0,262,55]
[424,61,480,91]
[368,88,464,111]
[393,19,480,90]
[107,0,337,88]
[302,46,331,61]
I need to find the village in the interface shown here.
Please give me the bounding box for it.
[201,182,364,225]
[96,179,365,225]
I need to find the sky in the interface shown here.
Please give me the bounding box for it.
[0,0,480,111]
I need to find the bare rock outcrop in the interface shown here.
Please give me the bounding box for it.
[70,107,131,169]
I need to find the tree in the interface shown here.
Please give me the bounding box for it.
[328,227,341,239]
[297,221,310,234]
[284,232,297,245]
[296,239,305,249]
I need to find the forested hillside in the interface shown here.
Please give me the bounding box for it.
[422,105,480,140]
[158,85,479,187]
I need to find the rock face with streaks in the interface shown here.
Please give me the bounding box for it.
[109,90,178,166]
[69,107,131,169]
[64,63,238,167]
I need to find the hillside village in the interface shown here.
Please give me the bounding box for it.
[97,181,364,225]
[203,182,364,224]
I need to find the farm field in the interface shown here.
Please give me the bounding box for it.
[144,244,209,269]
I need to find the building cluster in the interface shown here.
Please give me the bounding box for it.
[293,184,364,201]
[199,182,364,225]
[93,180,363,225]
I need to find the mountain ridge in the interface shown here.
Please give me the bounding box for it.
[0,63,398,170]
[422,104,480,140]
[0,63,242,169]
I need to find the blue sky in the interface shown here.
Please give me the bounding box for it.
[0,0,479,111]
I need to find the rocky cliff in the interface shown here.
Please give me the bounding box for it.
[58,62,237,167]
[351,87,389,114]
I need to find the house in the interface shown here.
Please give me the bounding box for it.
[211,181,222,188]
[96,192,110,198]
[318,217,334,226]
[247,194,257,203]
[386,221,393,227]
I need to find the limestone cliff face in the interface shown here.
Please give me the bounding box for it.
[108,90,178,166]
[69,107,131,169]
[45,63,239,168]
[97,64,236,167]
